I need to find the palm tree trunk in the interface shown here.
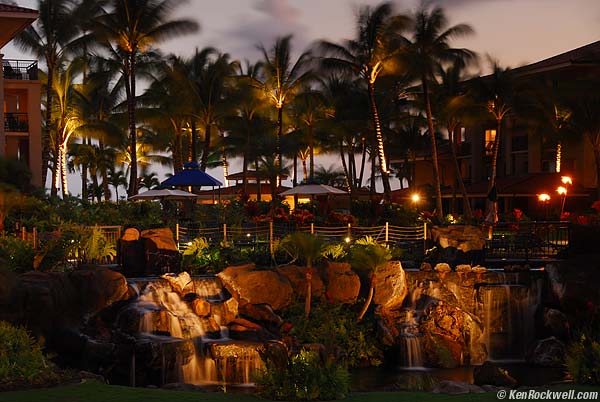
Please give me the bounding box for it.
[422,78,443,221]
[358,138,367,189]
[301,156,307,183]
[489,118,502,193]
[50,147,59,197]
[191,120,197,162]
[367,83,391,200]
[304,267,312,319]
[201,123,211,171]
[255,159,261,201]
[81,164,88,201]
[276,106,283,186]
[309,125,315,181]
[594,148,600,200]
[448,126,472,218]
[357,276,375,322]
[293,153,298,185]
[59,141,69,198]
[127,52,138,196]
[174,127,183,173]
[43,70,53,188]
[339,140,351,192]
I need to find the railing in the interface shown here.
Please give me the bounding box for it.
[485,221,570,261]
[2,59,38,80]
[177,222,427,261]
[4,112,28,132]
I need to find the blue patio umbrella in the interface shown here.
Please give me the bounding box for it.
[161,162,223,187]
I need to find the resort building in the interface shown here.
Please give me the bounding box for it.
[0,4,42,186]
[392,40,600,216]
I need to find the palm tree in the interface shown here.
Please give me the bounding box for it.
[432,61,476,217]
[471,58,514,197]
[138,171,160,190]
[279,232,324,319]
[319,2,411,200]
[569,94,600,198]
[351,238,392,322]
[15,0,101,189]
[108,168,128,202]
[94,0,199,196]
[259,35,313,183]
[402,4,474,220]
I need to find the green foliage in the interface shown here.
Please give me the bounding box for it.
[0,236,35,273]
[0,321,59,387]
[350,238,392,275]
[278,232,324,267]
[0,157,33,193]
[182,237,211,270]
[257,347,350,401]
[566,334,600,385]
[321,243,348,262]
[284,300,383,368]
[75,226,117,264]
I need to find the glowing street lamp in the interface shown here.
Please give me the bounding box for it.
[561,176,572,185]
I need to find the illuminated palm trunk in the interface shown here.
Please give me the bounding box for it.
[422,77,444,221]
[367,82,391,199]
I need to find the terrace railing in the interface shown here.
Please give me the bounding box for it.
[4,112,29,132]
[484,221,570,261]
[2,59,38,80]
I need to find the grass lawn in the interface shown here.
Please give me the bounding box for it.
[2,381,599,402]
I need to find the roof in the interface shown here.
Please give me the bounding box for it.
[0,4,38,13]
[512,40,600,76]
[195,183,292,197]
[226,170,288,181]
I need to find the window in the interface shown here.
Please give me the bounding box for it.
[485,130,496,155]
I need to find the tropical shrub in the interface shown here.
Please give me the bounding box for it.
[0,235,35,273]
[321,243,348,262]
[566,301,600,384]
[0,321,60,388]
[283,300,383,368]
[257,346,350,401]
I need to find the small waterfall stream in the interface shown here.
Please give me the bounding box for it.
[122,276,264,386]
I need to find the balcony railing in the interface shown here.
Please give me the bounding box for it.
[4,113,29,132]
[2,59,38,80]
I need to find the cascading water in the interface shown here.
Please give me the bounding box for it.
[122,277,264,386]
[399,286,426,369]
[479,276,542,360]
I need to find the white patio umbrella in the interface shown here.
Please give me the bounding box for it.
[280,184,347,196]
[128,188,199,201]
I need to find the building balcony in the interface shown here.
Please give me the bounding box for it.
[2,59,38,80]
[4,112,29,132]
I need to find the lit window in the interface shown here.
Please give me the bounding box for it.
[485,130,496,155]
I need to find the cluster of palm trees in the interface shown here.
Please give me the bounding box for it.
[16,0,600,214]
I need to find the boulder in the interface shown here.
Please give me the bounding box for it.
[373,261,407,309]
[472,265,487,274]
[210,298,238,326]
[119,228,145,277]
[141,228,178,252]
[419,262,433,272]
[191,298,211,317]
[455,264,472,274]
[121,227,140,242]
[217,266,293,311]
[276,265,324,297]
[228,318,275,342]
[419,301,486,367]
[319,261,361,304]
[473,361,518,387]
[434,263,451,274]
[527,337,566,367]
[161,272,193,295]
[239,303,283,326]
[543,308,569,339]
[430,226,486,252]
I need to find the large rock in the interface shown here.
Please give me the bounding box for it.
[430,226,486,252]
[373,261,407,309]
[239,303,282,327]
[9,268,128,334]
[419,301,486,367]
[141,229,181,275]
[228,318,276,342]
[119,228,145,277]
[210,298,238,326]
[217,265,293,311]
[141,228,178,252]
[527,337,566,367]
[161,272,193,295]
[319,261,361,304]
[473,361,518,387]
[276,265,324,297]
[543,308,569,339]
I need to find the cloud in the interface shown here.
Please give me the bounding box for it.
[430,0,511,6]
[216,0,310,60]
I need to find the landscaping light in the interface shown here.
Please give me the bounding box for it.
[344,237,351,243]
[411,193,421,203]
[246,233,251,238]
[557,186,567,196]
[538,193,550,202]
[561,176,572,185]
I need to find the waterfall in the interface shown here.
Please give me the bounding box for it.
[401,335,424,368]
[480,276,541,360]
[124,277,264,386]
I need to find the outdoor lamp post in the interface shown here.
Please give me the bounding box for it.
[538,193,550,220]
[561,175,572,185]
